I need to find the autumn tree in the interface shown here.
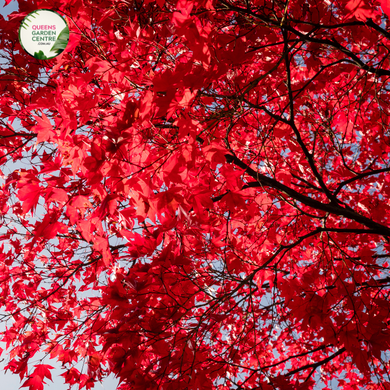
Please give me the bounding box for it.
[1,0,390,388]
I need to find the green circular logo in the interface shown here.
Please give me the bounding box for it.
[19,9,69,60]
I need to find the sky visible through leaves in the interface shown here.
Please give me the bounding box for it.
[0,3,119,389]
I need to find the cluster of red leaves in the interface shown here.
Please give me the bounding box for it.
[1,0,390,389]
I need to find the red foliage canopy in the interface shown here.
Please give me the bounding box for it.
[1,0,390,389]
